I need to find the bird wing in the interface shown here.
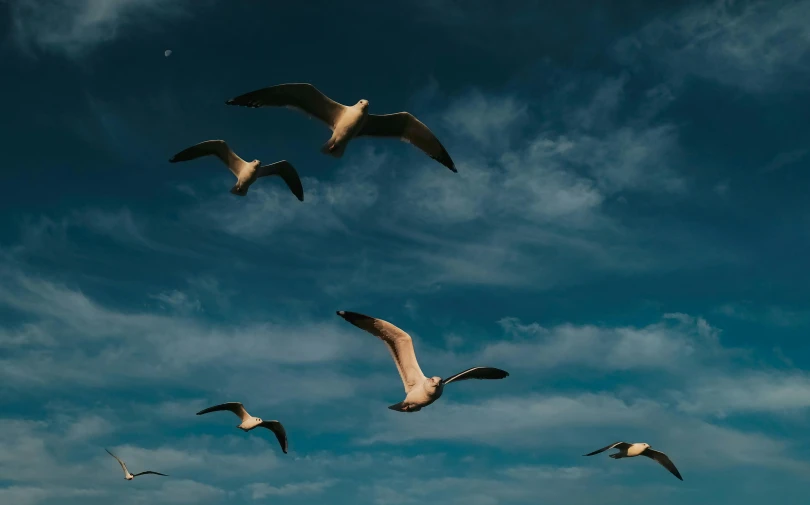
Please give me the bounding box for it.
[132,471,169,477]
[259,420,288,454]
[256,161,305,201]
[357,112,456,172]
[336,311,426,393]
[105,448,129,476]
[442,366,509,385]
[169,140,245,177]
[642,448,683,481]
[583,442,631,456]
[226,83,346,130]
[196,402,251,422]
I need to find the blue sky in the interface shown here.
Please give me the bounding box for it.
[1,0,810,503]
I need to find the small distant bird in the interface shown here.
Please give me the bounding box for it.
[169,140,304,200]
[336,310,509,412]
[196,402,288,454]
[164,49,172,57]
[226,83,457,173]
[583,442,683,481]
[105,448,168,480]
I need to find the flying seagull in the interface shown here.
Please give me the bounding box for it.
[226,83,457,173]
[105,448,168,480]
[583,442,683,481]
[169,140,304,200]
[196,402,288,454]
[336,310,508,412]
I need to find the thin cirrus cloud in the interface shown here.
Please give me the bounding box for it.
[8,0,193,58]
[614,0,810,92]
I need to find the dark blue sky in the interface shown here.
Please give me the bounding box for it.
[1,1,810,504]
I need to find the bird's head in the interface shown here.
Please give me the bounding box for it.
[253,159,261,166]
[357,99,369,110]
[428,376,442,388]
[643,443,651,449]
[255,417,262,423]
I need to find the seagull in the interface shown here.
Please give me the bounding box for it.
[105,448,168,480]
[336,310,509,412]
[196,402,288,454]
[169,140,304,200]
[225,83,457,173]
[583,442,683,481]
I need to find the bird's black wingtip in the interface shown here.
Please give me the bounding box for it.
[336,310,372,324]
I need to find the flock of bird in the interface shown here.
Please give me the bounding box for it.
[105,82,684,485]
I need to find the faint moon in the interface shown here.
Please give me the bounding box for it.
[164,49,172,57]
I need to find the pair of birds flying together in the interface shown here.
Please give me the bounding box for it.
[337,311,683,481]
[104,401,288,482]
[169,83,457,199]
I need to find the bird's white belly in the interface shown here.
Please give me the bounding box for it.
[626,444,646,457]
[333,109,365,144]
[239,418,261,430]
[404,385,442,409]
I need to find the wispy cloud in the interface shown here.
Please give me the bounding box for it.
[761,148,809,172]
[9,0,192,58]
[617,0,810,92]
[246,479,339,500]
[715,302,810,327]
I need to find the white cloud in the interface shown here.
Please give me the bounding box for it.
[762,148,809,172]
[9,0,191,58]
[715,302,810,327]
[149,289,202,313]
[0,265,376,406]
[442,90,528,150]
[246,479,338,499]
[617,0,810,92]
[676,371,810,417]
[479,315,708,372]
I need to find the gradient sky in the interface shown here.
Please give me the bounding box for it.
[2,0,810,504]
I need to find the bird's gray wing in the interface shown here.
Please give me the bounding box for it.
[256,161,304,202]
[226,83,346,130]
[642,449,683,481]
[132,471,169,477]
[105,448,129,475]
[336,311,426,393]
[196,402,251,422]
[169,140,245,177]
[357,112,456,172]
[259,420,288,454]
[442,367,510,385]
[583,442,631,456]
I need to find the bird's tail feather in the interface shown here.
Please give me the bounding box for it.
[320,140,344,158]
[387,402,408,412]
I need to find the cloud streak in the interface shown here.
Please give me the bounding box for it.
[9,0,191,58]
